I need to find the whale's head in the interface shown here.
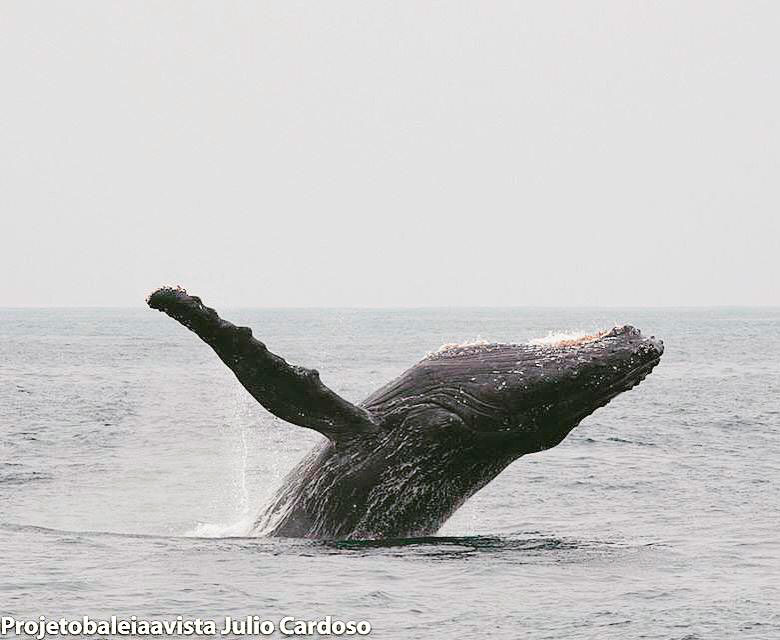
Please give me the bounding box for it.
[364,325,664,455]
[502,325,664,451]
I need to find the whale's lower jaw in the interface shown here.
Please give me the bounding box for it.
[556,354,663,427]
[146,287,664,540]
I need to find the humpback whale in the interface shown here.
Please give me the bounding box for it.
[147,287,664,540]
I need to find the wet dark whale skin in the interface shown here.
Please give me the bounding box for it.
[147,287,664,540]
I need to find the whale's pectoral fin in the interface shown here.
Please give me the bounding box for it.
[147,287,379,442]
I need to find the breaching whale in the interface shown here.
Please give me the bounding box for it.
[147,287,663,540]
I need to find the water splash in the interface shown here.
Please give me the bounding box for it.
[184,389,258,538]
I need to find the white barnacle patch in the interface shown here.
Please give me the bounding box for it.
[426,327,613,361]
[529,329,608,348]
[427,338,491,359]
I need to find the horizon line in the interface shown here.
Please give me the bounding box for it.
[2,304,779,310]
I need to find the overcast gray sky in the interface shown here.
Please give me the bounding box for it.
[1,2,778,307]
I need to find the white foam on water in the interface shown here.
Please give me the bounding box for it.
[185,514,256,538]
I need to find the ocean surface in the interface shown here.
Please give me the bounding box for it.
[1,307,778,639]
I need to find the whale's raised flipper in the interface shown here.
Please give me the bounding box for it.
[147,287,379,442]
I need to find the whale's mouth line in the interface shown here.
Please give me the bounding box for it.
[577,353,663,412]
[463,352,662,437]
[526,352,663,419]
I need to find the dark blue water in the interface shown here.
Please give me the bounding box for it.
[1,308,778,639]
